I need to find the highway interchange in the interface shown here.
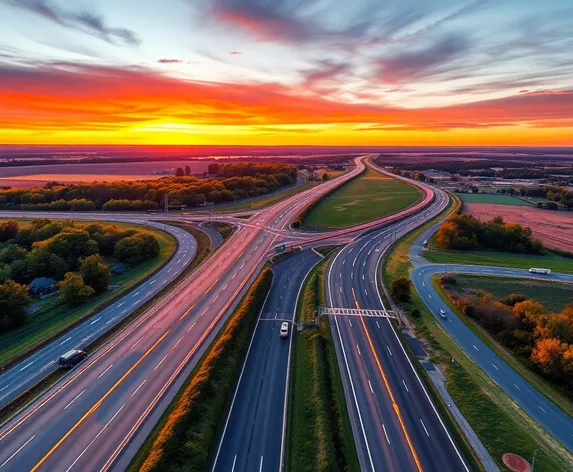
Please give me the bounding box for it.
[0,155,571,471]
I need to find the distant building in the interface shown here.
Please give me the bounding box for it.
[28,277,57,298]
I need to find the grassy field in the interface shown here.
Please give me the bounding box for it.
[0,220,176,367]
[457,193,532,206]
[435,277,573,419]
[287,253,359,472]
[442,274,573,312]
[302,166,422,228]
[424,250,573,273]
[382,199,573,471]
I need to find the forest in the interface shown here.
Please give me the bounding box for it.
[0,162,298,212]
[436,214,543,253]
[0,219,159,333]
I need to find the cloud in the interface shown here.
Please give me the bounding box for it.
[4,0,141,46]
[230,51,243,55]
[376,34,472,83]
[0,62,571,134]
[157,59,184,64]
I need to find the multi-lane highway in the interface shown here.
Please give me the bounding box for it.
[0,156,369,471]
[212,249,321,472]
[325,184,471,471]
[0,221,196,408]
[413,262,573,452]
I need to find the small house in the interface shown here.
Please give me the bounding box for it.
[28,277,57,298]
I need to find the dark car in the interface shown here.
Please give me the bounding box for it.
[58,349,87,368]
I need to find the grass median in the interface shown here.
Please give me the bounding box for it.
[0,220,176,368]
[302,166,422,229]
[130,268,273,472]
[383,196,573,471]
[287,252,359,472]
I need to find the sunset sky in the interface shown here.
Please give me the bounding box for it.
[1,0,572,146]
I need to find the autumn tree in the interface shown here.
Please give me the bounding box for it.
[0,280,32,332]
[79,254,111,294]
[58,272,95,305]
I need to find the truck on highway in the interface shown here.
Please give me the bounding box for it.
[528,268,551,274]
[59,349,87,368]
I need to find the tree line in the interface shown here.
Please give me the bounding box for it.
[0,162,297,212]
[436,214,543,253]
[441,276,573,391]
[0,219,160,333]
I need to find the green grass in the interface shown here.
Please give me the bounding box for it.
[457,193,532,206]
[302,166,422,228]
[435,277,573,420]
[424,250,573,273]
[287,253,359,472]
[443,274,573,312]
[0,221,176,368]
[383,198,573,471]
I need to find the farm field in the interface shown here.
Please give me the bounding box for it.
[457,193,532,206]
[0,160,211,188]
[464,203,573,252]
[443,274,573,312]
[302,167,421,228]
[0,219,177,367]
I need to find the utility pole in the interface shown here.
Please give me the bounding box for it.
[164,194,169,214]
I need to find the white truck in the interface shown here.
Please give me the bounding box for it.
[528,268,551,274]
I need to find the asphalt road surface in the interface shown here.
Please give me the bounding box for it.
[0,220,196,408]
[412,262,573,452]
[212,249,321,472]
[326,186,470,472]
[0,156,369,472]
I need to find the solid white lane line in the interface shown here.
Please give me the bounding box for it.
[97,364,113,379]
[59,336,72,346]
[382,424,390,444]
[64,389,86,409]
[0,434,36,469]
[402,380,409,392]
[131,380,146,398]
[19,362,33,372]
[65,404,126,472]
[90,317,101,325]
[368,380,374,394]
[420,419,430,437]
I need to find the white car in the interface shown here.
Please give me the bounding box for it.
[439,309,447,319]
[280,322,289,338]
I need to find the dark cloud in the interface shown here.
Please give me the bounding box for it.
[376,34,472,83]
[4,0,141,46]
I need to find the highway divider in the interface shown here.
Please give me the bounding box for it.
[287,251,360,472]
[130,268,273,472]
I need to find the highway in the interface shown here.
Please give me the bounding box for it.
[412,262,573,452]
[0,220,197,408]
[0,156,368,471]
[325,184,471,471]
[212,249,321,472]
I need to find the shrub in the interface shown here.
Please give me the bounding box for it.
[411,308,421,318]
[0,280,32,333]
[390,276,412,302]
[58,272,95,305]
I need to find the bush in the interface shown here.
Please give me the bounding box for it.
[500,293,527,306]
[114,233,160,264]
[439,274,457,285]
[390,276,412,302]
[411,308,421,318]
[79,254,110,294]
